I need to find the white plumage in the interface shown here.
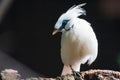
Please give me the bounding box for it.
[52,3,98,75]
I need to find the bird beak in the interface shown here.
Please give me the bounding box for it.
[52,29,59,35]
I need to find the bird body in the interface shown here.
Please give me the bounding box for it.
[52,3,98,75]
[61,18,98,75]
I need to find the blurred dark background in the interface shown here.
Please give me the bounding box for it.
[0,0,120,78]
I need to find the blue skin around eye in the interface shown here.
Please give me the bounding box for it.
[63,20,69,24]
[59,20,69,31]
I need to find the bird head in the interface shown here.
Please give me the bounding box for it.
[52,3,86,35]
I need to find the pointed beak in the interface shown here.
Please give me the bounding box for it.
[52,29,59,35]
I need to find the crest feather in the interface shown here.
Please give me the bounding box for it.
[63,3,86,19]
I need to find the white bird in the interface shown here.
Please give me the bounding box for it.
[52,3,98,75]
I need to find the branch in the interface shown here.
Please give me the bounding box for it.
[1,69,120,80]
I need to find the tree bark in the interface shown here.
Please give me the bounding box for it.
[1,69,120,80]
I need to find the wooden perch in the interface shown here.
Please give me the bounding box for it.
[1,69,120,80]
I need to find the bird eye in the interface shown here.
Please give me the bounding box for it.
[58,20,69,31]
[62,20,69,28]
[62,20,69,24]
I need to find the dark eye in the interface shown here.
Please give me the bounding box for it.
[62,20,69,27]
[62,20,69,24]
[59,20,69,30]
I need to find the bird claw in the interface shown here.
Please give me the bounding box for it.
[70,65,83,80]
[72,71,83,80]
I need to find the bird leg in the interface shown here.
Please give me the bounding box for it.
[69,65,83,80]
[61,65,73,75]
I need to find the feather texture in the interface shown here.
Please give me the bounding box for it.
[65,3,86,18]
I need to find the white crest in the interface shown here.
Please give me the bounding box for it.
[55,3,86,30]
[61,3,86,20]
